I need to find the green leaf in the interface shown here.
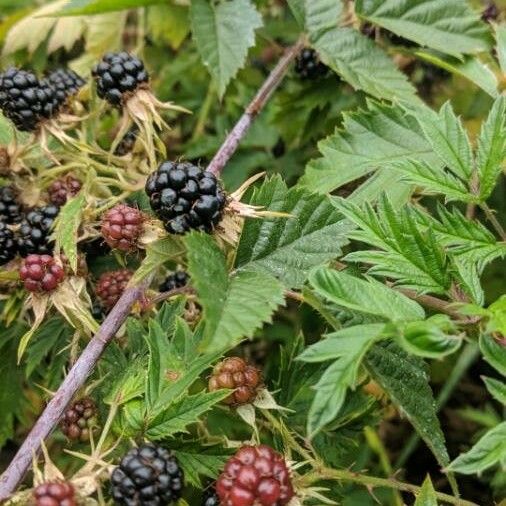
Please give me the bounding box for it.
[309,267,425,322]
[190,0,262,98]
[483,377,506,405]
[302,325,383,437]
[302,101,439,194]
[286,0,305,26]
[447,422,506,474]
[414,476,438,506]
[480,334,506,376]
[57,0,165,16]
[305,0,343,38]
[173,448,230,487]
[311,27,418,103]
[54,192,85,272]
[365,341,450,468]
[476,96,506,200]
[147,4,189,50]
[0,114,14,144]
[235,176,351,288]
[146,390,230,439]
[495,24,506,75]
[185,233,284,353]
[355,0,491,57]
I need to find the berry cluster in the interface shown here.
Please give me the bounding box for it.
[294,48,328,80]
[216,445,294,506]
[19,255,65,293]
[60,397,97,442]
[46,69,85,105]
[48,175,82,207]
[0,68,60,132]
[208,357,262,406]
[0,221,17,265]
[159,270,189,293]
[17,205,59,257]
[92,52,149,106]
[33,481,76,506]
[110,444,184,505]
[95,269,132,309]
[0,186,22,223]
[145,161,227,234]
[101,204,144,251]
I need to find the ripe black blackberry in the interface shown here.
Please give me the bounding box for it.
[202,485,219,506]
[47,68,86,105]
[92,52,149,106]
[0,68,59,132]
[0,221,17,265]
[159,271,189,293]
[145,161,227,235]
[17,205,59,257]
[295,48,328,80]
[110,443,184,505]
[0,185,22,223]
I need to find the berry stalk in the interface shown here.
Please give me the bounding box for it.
[0,277,150,502]
[206,36,305,176]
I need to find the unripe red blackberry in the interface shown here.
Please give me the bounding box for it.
[101,204,144,251]
[159,270,189,293]
[20,254,64,293]
[0,68,59,132]
[95,269,132,309]
[33,481,76,506]
[48,175,82,207]
[0,185,22,223]
[17,205,59,257]
[294,48,328,80]
[0,221,17,265]
[216,445,294,506]
[92,52,149,107]
[110,443,184,505]
[46,68,86,105]
[208,357,262,406]
[145,161,227,235]
[60,397,97,442]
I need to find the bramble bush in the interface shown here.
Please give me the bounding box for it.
[0,0,505,505]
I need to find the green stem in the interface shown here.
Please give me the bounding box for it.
[481,203,506,241]
[191,82,216,141]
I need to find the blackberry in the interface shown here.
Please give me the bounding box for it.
[80,236,111,259]
[95,269,132,310]
[60,397,97,442]
[92,52,149,106]
[216,445,294,506]
[0,221,17,265]
[115,127,138,156]
[0,185,22,223]
[294,48,328,80]
[110,443,184,505]
[17,205,59,257]
[202,485,219,506]
[101,204,144,251]
[159,271,189,293]
[145,161,227,235]
[482,2,499,22]
[0,68,59,132]
[208,357,262,406]
[48,175,82,207]
[33,481,76,506]
[46,68,85,105]
[20,254,65,293]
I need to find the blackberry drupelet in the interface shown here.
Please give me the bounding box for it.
[115,127,138,156]
[0,68,59,132]
[20,254,65,293]
[0,185,22,223]
[95,269,132,310]
[216,445,294,506]
[110,443,184,505]
[145,161,227,235]
[159,271,189,293]
[208,357,262,406]
[92,52,149,106]
[202,486,220,506]
[48,175,82,207]
[17,205,59,257]
[47,68,86,105]
[101,204,144,251]
[60,397,97,442]
[33,481,76,506]
[0,221,17,265]
[294,48,328,80]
